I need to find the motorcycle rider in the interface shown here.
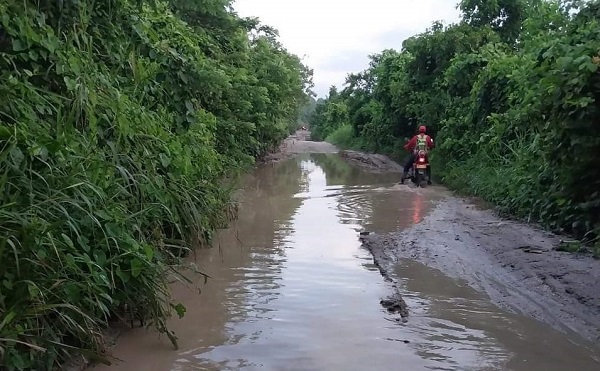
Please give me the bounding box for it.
[401,125,434,184]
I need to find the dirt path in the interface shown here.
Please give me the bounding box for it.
[260,130,337,163]
[268,132,600,343]
[260,130,403,172]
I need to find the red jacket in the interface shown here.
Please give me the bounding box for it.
[404,134,434,152]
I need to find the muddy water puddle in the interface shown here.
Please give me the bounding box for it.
[94,153,600,371]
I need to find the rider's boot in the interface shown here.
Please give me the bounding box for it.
[401,172,408,184]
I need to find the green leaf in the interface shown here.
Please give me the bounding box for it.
[173,303,186,319]
[12,39,26,52]
[143,244,154,261]
[64,76,78,91]
[116,267,130,283]
[94,210,111,220]
[556,56,573,67]
[185,100,194,112]
[159,153,171,167]
[61,234,75,249]
[586,62,598,73]
[130,258,143,278]
[37,249,47,260]
[28,284,40,298]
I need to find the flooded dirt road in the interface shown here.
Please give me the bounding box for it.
[93,151,600,371]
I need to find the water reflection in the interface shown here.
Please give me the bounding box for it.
[94,153,600,371]
[188,156,433,370]
[309,153,441,233]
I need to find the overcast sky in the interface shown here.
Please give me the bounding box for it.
[233,0,461,97]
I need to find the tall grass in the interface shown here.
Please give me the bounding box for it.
[325,125,364,149]
[0,0,310,369]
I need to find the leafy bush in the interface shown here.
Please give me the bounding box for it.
[325,125,361,149]
[0,0,311,369]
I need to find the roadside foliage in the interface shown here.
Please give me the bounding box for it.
[310,0,600,254]
[0,0,312,369]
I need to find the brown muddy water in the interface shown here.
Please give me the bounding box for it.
[93,153,600,371]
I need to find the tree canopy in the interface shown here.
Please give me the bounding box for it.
[310,0,600,253]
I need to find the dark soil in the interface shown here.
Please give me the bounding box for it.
[360,197,600,342]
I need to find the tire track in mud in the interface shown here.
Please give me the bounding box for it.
[359,231,410,322]
[359,197,600,343]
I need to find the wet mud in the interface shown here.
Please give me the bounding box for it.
[339,150,404,173]
[361,197,600,342]
[332,135,600,344]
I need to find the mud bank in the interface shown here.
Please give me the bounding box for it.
[339,150,404,173]
[338,141,600,343]
[361,197,600,342]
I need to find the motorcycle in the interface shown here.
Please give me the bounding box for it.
[407,150,430,188]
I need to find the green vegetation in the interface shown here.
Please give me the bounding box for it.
[296,96,318,128]
[309,0,600,253]
[0,0,311,369]
[325,124,357,148]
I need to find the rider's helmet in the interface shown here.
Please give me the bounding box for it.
[419,125,426,134]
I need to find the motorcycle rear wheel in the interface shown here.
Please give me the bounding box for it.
[416,172,427,188]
